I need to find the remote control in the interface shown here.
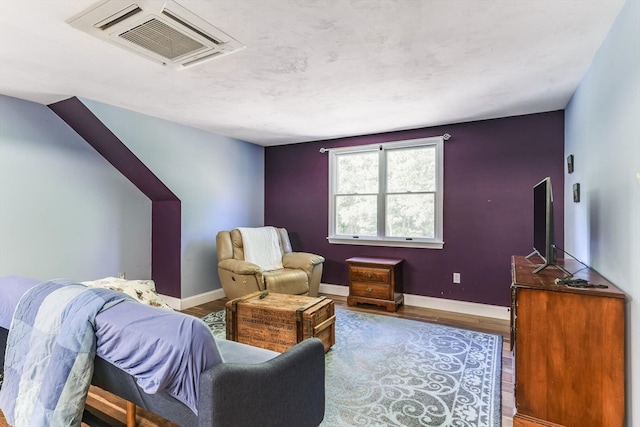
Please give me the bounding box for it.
[554,278,588,285]
[554,278,608,289]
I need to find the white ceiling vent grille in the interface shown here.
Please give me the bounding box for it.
[68,0,245,69]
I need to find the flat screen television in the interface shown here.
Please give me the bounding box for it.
[526,177,571,276]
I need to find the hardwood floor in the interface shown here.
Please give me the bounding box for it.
[0,294,514,427]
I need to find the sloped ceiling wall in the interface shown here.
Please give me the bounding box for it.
[49,97,182,298]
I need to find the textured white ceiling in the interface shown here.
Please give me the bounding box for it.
[0,0,626,146]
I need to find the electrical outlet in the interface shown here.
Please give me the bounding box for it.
[119,272,126,279]
[453,272,461,284]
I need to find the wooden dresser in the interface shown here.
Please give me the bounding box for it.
[346,257,403,312]
[511,255,626,427]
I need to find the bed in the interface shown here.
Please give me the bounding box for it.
[0,276,325,427]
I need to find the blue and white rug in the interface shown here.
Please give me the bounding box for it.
[202,308,502,427]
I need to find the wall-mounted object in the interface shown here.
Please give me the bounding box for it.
[573,183,580,202]
[567,154,574,174]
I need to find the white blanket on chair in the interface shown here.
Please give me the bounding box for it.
[238,227,284,271]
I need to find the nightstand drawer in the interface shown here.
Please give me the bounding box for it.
[351,282,391,300]
[350,266,390,284]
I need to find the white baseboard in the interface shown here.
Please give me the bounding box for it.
[160,288,226,311]
[163,283,510,321]
[319,283,349,296]
[403,294,510,321]
[319,282,509,321]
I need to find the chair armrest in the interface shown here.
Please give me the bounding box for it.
[282,252,325,271]
[217,259,262,275]
[197,338,326,427]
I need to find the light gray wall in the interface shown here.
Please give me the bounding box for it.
[565,0,639,422]
[0,95,151,281]
[80,98,264,298]
[0,95,264,299]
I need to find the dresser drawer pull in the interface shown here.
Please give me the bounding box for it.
[365,272,373,278]
[366,287,372,292]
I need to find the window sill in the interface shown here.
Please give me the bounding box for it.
[327,237,444,249]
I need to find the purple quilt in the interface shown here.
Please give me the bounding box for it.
[0,280,132,426]
[0,276,223,416]
[94,300,223,414]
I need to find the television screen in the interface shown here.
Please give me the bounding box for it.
[532,177,553,264]
[527,177,572,276]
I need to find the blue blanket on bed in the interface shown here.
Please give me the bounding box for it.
[0,279,132,427]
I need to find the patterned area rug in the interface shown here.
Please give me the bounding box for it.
[201,309,226,339]
[202,308,502,427]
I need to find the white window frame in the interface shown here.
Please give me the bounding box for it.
[327,136,444,249]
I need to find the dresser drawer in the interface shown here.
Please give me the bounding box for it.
[351,282,391,300]
[350,266,390,284]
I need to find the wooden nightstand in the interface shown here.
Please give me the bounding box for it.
[346,257,403,312]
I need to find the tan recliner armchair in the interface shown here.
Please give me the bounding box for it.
[216,227,325,300]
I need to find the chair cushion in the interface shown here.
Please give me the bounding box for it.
[216,339,279,364]
[263,269,309,294]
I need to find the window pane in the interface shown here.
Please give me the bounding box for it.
[336,195,377,235]
[386,193,435,238]
[336,152,378,194]
[387,146,435,192]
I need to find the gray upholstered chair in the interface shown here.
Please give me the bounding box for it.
[216,227,324,300]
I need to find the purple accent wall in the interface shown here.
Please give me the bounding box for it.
[265,111,565,307]
[49,97,182,297]
[152,200,181,295]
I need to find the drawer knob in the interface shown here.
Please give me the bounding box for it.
[365,273,373,278]
[366,287,372,292]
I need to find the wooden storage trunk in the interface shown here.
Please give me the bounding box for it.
[225,292,335,353]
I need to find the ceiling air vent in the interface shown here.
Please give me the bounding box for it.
[68,0,245,69]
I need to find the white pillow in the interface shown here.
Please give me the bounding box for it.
[82,277,173,310]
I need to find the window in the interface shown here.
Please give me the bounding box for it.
[328,136,444,248]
